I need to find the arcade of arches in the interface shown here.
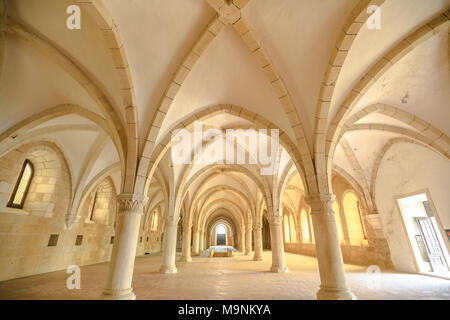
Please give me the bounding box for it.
[0,0,449,300]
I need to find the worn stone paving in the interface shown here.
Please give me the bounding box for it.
[0,251,448,300]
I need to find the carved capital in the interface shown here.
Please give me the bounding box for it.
[166,216,180,227]
[183,221,192,229]
[271,215,283,226]
[305,193,336,216]
[117,194,147,215]
[252,222,262,230]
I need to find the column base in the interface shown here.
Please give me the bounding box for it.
[316,285,356,300]
[160,265,178,274]
[191,252,200,257]
[100,288,136,300]
[270,265,289,273]
[253,255,263,261]
[180,256,192,262]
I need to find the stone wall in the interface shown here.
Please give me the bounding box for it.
[0,143,162,281]
[331,173,393,270]
[285,242,317,257]
[0,143,117,281]
[136,207,164,256]
[283,172,393,270]
[375,142,450,273]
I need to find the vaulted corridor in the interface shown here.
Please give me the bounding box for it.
[0,0,449,301]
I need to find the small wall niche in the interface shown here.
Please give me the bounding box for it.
[75,235,83,246]
[48,234,59,247]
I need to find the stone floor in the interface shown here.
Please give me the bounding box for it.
[0,251,448,300]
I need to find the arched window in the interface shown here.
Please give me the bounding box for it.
[343,192,366,246]
[8,159,34,209]
[88,178,116,225]
[216,224,227,246]
[308,211,315,244]
[89,191,98,221]
[301,209,310,243]
[289,214,297,243]
[216,224,226,235]
[283,214,291,242]
[151,211,158,231]
[332,201,345,244]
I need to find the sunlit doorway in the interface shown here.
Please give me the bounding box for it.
[397,192,450,276]
[216,224,227,246]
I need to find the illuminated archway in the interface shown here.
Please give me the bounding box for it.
[216,224,227,246]
[343,192,366,246]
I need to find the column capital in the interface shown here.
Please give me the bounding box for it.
[305,193,336,215]
[266,204,280,215]
[270,215,283,226]
[182,220,192,229]
[252,222,262,230]
[166,216,180,226]
[117,194,147,215]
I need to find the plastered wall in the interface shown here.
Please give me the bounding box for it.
[375,142,450,273]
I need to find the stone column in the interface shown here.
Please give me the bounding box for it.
[238,227,245,252]
[253,224,263,261]
[307,194,355,300]
[295,225,301,252]
[101,194,147,300]
[269,215,288,272]
[180,222,192,262]
[245,225,252,255]
[192,228,200,255]
[160,216,179,273]
[199,230,205,252]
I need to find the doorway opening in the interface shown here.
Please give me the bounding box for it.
[397,192,450,276]
[216,224,227,246]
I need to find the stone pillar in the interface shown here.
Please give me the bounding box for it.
[295,226,301,252]
[101,194,146,300]
[192,228,200,255]
[253,224,263,261]
[160,216,179,273]
[269,215,288,272]
[199,230,205,252]
[238,227,245,252]
[245,225,252,255]
[180,222,192,262]
[307,194,355,300]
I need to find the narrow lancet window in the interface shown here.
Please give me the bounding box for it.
[8,159,34,209]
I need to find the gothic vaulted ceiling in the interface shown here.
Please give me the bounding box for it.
[0,0,448,221]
